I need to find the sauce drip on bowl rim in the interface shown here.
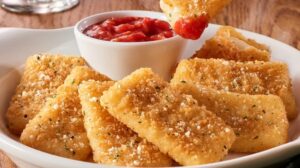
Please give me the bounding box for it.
[83,17,174,42]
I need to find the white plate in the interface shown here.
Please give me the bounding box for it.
[0,25,299,168]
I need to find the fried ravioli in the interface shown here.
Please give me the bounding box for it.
[20,66,110,161]
[171,82,289,152]
[78,80,173,166]
[172,58,297,120]
[100,68,236,166]
[6,54,85,135]
[193,26,270,61]
[160,0,232,26]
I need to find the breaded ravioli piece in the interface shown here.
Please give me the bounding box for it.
[172,58,297,120]
[193,26,270,61]
[78,80,173,166]
[171,82,289,152]
[63,66,110,86]
[160,0,231,26]
[20,66,110,161]
[6,54,85,135]
[100,68,236,166]
[160,0,231,39]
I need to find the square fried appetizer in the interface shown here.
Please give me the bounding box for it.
[160,0,232,26]
[20,66,110,161]
[193,26,270,61]
[160,0,232,39]
[172,58,297,120]
[78,80,173,166]
[171,82,289,152]
[100,68,236,166]
[6,54,85,135]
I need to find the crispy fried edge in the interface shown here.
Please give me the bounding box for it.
[6,54,86,135]
[79,80,173,166]
[171,81,289,152]
[100,68,236,165]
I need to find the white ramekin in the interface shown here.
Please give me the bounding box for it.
[74,10,187,80]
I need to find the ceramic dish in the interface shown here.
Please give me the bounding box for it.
[74,10,187,80]
[0,24,299,168]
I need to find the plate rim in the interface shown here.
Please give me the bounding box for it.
[0,23,300,168]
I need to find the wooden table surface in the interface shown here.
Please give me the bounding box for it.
[0,0,299,167]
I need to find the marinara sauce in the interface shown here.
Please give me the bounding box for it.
[83,17,174,42]
[174,14,209,40]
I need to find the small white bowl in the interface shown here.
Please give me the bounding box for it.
[74,10,187,80]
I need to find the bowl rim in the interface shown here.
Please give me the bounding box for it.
[74,10,186,46]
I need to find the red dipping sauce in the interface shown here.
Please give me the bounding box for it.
[174,14,209,40]
[83,17,174,42]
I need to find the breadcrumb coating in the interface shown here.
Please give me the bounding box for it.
[193,26,270,61]
[20,66,109,161]
[79,80,173,166]
[100,68,236,166]
[6,54,85,135]
[172,58,297,120]
[171,82,289,152]
[160,0,231,25]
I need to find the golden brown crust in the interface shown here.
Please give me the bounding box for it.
[6,54,85,135]
[79,80,173,166]
[100,68,236,166]
[20,66,110,161]
[216,26,270,51]
[172,58,297,120]
[160,0,232,26]
[193,26,270,61]
[171,82,289,152]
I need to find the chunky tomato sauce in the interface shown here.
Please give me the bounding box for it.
[174,14,209,40]
[83,17,174,42]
